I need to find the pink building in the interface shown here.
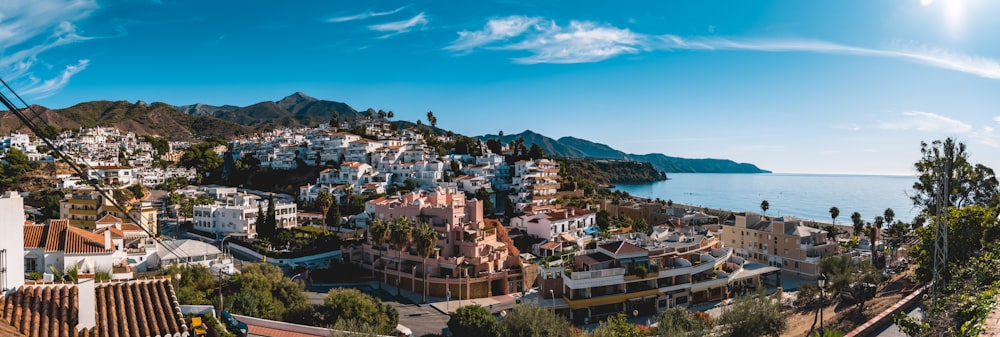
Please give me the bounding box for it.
[346,187,534,301]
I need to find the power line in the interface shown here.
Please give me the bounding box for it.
[0,77,187,260]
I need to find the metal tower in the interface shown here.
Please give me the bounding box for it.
[932,160,948,304]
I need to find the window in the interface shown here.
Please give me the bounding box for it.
[794,261,799,268]
[24,258,38,272]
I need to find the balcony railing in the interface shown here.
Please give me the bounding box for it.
[569,268,625,280]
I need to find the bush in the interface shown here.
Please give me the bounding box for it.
[447,305,498,337]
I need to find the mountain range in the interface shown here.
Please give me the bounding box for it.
[477,130,770,174]
[1,92,769,173]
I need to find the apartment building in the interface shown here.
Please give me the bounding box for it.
[542,224,736,324]
[192,192,298,238]
[512,159,560,212]
[721,213,840,278]
[345,187,531,300]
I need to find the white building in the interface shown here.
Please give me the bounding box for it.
[192,193,298,238]
[511,206,597,242]
[0,191,25,295]
[512,159,560,211]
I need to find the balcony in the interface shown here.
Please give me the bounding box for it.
[569,268,626,280]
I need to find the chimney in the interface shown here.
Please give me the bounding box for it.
[571,208,575,216]
[76,276,97,330]
[104,229,112,250]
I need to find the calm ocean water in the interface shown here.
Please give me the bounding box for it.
[615,173,920,224]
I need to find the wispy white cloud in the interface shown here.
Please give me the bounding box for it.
[447,16,1000,78]
[971,125,999,148]
[0,0,99,99]
[368,12,427,38]
[878,111,972,133]
[327,7,407,23]
[446,16,644,64]
[655,36,1000,80]
[509,21,644,64]
[20,59,89,99]
[445,16,540,52]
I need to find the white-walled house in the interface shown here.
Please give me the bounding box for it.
[511,206,597,242]
[192,193,298,238]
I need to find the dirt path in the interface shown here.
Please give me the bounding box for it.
[782,271,916,337]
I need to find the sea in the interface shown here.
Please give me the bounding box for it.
[615,173,920,224]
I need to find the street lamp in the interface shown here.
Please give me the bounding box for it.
[818,274,828,336]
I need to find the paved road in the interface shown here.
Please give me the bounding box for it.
[872,306,922,337]
[307,283,450,337]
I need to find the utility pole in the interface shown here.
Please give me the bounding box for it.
[218,272,224,320]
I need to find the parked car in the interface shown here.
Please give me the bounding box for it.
[221,311,248,337]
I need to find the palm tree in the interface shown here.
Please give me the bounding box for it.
[342,184,355,214]
[387,110,394,121]
[883,208,895,226]
[316,190,334,230]
[412,222,438,303]
[369,216,391,289]
[389,217,414,296]
[426,111,437,129]
[851,212,863,236]
[870,216,884,267]
[828,206,840,239]
[760,200,770,217]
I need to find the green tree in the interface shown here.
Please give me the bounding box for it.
[911,138,999,213]
[389,217,413,296]
[426,111,437,129]
[447,305,498,337]
[883,208,895,226]
[850,212,863,237]
[225,263,310,322]
[596,210,612,230]
[590,313,642,337]
[817,255,882,312]
[870,216,884,267]
[760,200,770,216]
[326,200,342,229]
[368,216,391,289]
[317,190,334,229]
[911,205,999,282]
[257,195,277,239]
[0,148,34,190]
[656,307,714,337]
[497,305,572,337]
[475,188,494,215]
[320,288,398,335]
[256,201,265,237]
[412,222,438,303]
[528,143,546,160]
[829,206,840,227]
[716,288,787,337]
[179,139,226,179]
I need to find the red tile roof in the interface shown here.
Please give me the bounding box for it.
[0,279,189,337]
[45,220,69,252]
[23,225,46,249]
[95,215,122,224]
[27,220,113,255]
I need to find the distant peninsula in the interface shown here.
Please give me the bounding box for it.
[476,130,771,174]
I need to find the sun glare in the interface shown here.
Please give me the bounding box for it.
[944,0,965,35]
[920,0,933,6]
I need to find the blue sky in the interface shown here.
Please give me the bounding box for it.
[4,0,1000,175]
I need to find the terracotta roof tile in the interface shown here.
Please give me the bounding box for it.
[64,227,113,254]
[95,214,122,224]
[0,279,188,337]
[45,220,68,252]
[23,225,46,249]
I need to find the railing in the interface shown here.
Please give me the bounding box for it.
[569,268,626,280]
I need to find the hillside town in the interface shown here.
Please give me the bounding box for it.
[0,110,941,337]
